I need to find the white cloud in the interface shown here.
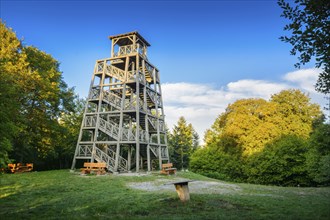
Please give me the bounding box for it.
[227,79,289,99]
[162,68,326,145]
[283,68,319,93]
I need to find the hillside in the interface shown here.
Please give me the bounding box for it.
[1,170,329,219]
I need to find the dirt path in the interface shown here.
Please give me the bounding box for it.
[127,178,241,194]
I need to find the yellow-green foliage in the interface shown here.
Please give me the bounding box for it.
[205,89,322,156]
[0,20,28,167]
[192,89,325,186]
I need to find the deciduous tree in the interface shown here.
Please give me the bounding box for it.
[0,21,28,167]
[278,0,330,94]
[0,20,77,169]
[192,89,323,185]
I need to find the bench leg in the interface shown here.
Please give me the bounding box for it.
[96,170,105,175]
[82,170,90,174]
[175,183,190,202]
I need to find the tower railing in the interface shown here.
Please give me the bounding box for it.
[106,148,128,171]
[84,115,97,127]
[93,146,116,172]
[102,90,122,109]
[76,145,93,157]
[114,44,146,58]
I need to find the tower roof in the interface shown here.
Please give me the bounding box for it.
[109,31,151,47]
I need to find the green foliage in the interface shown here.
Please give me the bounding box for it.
[306,123,330,185]
[0,20,26,167]
[168,117,199,170]
[55,98,85,169]
[246,135,310,186]
[190,144,244,182]
[0,20,79,170]
[192,89,324,186]
[204,89,321,157]
[278,0,330,94]
[270,89,322,138]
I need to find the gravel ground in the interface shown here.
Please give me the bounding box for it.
[127,178,241,194]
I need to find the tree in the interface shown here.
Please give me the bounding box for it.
[50,97,85,169]
[0,20,77,169]
[168,117,198,170]
[190,124,200,152]
[205,98,279,156]
[270,89,322,139]
[192,89,323,184]
[204,89,322,156]
[278,0,330,94]
[10,46,76,166]
[0,21,28,167]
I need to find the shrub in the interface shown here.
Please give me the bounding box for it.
[246,135,311,186]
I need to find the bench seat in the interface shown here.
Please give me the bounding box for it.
[160,163,177,175]
[81,162,106,175]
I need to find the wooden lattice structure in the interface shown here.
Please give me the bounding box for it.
[71,31,169,173]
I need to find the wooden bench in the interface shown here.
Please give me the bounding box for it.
[8,163,33,173]
[160,163,177,175]
[81,162,106,175]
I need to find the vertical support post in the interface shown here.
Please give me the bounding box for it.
[157,73,169,162]
[133,34,137,53]
[147,144,151,172]
[153,69,163,170]
[142,60,151,172]
[111,40,114,58]
[127,146,131,172]
[91,144,95,163]
[135,52,140,172]
[92,60,106,162]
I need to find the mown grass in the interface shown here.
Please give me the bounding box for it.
[0,170,329,219]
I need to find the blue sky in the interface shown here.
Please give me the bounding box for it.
[1,0,325,142]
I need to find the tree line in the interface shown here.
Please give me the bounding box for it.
[189,90,329,186]
[169,90,329,186]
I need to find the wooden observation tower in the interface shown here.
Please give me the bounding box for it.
[71,31,169,173]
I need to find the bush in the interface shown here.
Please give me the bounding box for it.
[190,144,245,182]
[306,124,330,185]
[246,135,311,186]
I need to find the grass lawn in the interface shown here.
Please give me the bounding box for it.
[1,170,329,219]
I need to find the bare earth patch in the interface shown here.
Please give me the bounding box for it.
[127,178,241,194]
